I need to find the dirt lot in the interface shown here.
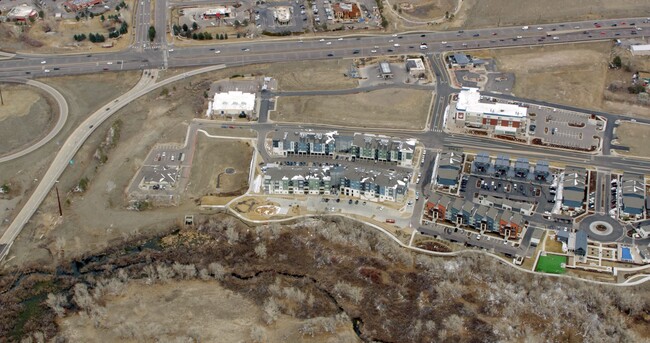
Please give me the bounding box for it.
[0,2,134,53]
[456,0,650,29]
[271,60,359,91]
[188,135,253,198]
[614,122,650,158]
[272,88,432,129]
[479,42,611,110]
[399,0,457,21]
[0,84,56,156]
[0,71,141,264]
[58,280,359,342]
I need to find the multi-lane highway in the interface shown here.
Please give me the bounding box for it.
[1,17,648,78]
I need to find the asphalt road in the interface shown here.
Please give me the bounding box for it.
[0,79,69,163]
[1,17,649,79]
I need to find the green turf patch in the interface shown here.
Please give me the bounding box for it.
[535,254,567,274]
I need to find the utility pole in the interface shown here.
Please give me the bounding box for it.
[55,181,63,217]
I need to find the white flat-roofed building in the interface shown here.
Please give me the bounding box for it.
[204,7,232,18]
[8,4,38,21]
[455,87,528,131]
[211,91,256,117]
[631,44,650,56]
[406,58,426,76]
[273,6,292,24]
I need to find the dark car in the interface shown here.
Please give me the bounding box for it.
[420,34,426,37]
[352,50,360,54]
[473,33,480,37]
[327,53,334,57]
[387,48,394,52]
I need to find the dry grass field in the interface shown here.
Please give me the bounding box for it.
[0,84,55,156]
[273,88,432,129]
[614,122,650,158]
[483,42,611,110]
[398,0,457,21]
[457,0,650,28]
[269,60,359,91]
[187,135,253,198]
[58,280,359,342]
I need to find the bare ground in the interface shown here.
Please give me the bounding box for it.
[482,42,611,110]
[0,84,55,156]
[272,88,432,129]
[613,122,650,158]
[399,0,457,21]
[188,135,253,198]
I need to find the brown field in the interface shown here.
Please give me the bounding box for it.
[483,42,611,110]
[614,122,650,158]
[270,60,359,91]
[187,135,253,198]
[0,1,134,53]
[458,0,650,29]
[273,88,432,130]
[58,280,359,342]
[399,0,457,21]
[0,84,55,156]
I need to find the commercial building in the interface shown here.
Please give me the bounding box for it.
[273,6,292,24]
[64,0,103,12]
[454,87,528,132]
[621,174,645,219]
[332,2,361,20]
[405,58,426,76]
[262,165,409,203]
[7,4,38,21]
[562,167,586,211]
[209,91,256,118]
[138,166,180,190]
[435,151,462,188]
[630,44,650,56]
[448,53,473,68]
[379,62,393,79]
[203,7,232,19]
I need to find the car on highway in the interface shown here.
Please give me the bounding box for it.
[552,36,559,40]
[214,50,221,54]
[242,48,250,51]
[352,50,360,54]
[420,34,426,37]
[338,37,343,40]
[441,41,447,44]
[319,38,325,41]
[327,53,334,57]
[537,27,544,30]
[393,43,400,47]
[41,61,46,64]
[473,33,479,37]
[107,62,113,65]
[44,69,50,73]
[370,49,377,53]
[387,48,394,52]
[326,41,332,45]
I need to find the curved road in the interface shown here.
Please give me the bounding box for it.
[0,64,227,261]
[0,79,69,163]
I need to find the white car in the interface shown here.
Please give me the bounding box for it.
[107,62,113,65]
[214,50,221,54]
[41,61,46,64]
[516,35,523,39]
[168,49,174,52]
[522,26,529,30]
[574,26,580,29]
[319,38,325,41]
[552,36,559,40]
[326,41,332,45]
[338,37,343,40]
[537,27,543,30]
[393,43,400,47]
[441,41,447,44]
[392,34,398,37]
[44,69,50,73]
[370,49,377,53]
[388,39,394,42]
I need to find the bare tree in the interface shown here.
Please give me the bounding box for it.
[198,268,211,281]
[208,262,227,281]
[226,225,240,244]
[262,297,281,324]
[255,242,267,259]
[333,281,363,304]
[156,263,175,281]
[45,293,67,317]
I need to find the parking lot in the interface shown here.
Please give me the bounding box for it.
[530,106,604,150]
[256,2,307,34]
[418,225,522,257]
